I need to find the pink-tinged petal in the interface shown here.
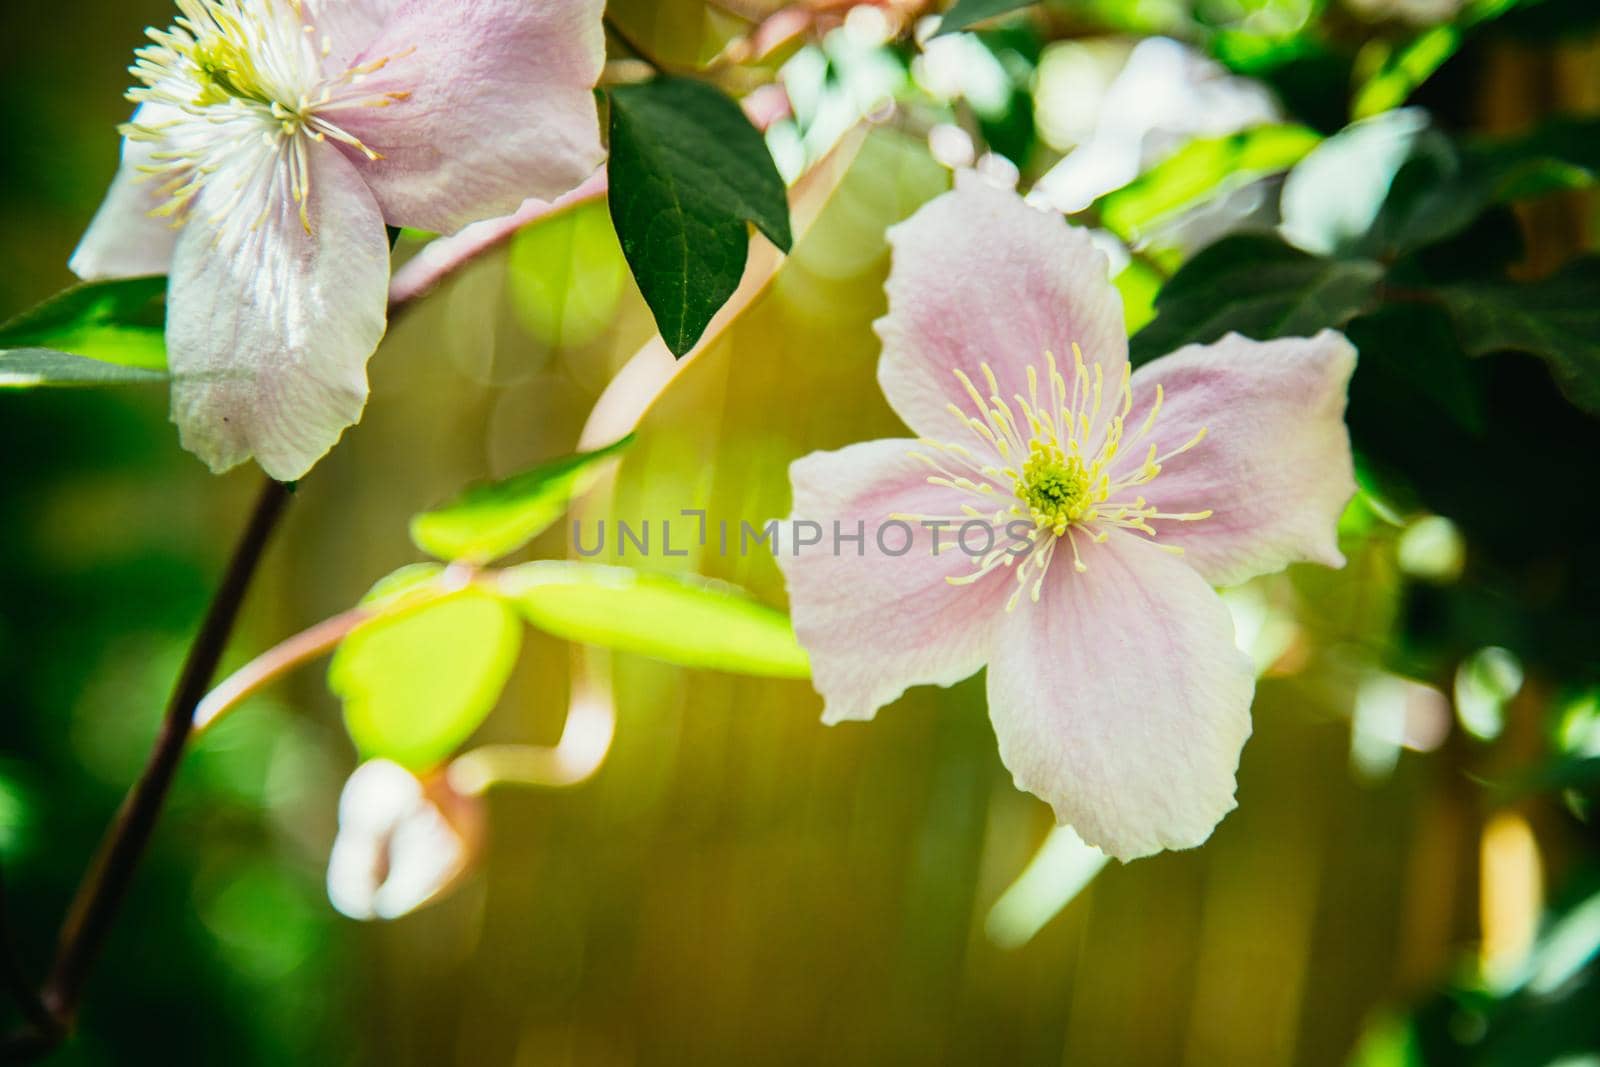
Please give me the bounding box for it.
[1125,330,1358,588]
[777,438,1017,724]
[316,0,606,235]
[876,177,1127,443]
[69,105,180,280]
[166,140,389,481]
[986,530,1256,861]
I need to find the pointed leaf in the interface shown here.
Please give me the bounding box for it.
[607,76,792,356]
[499,562,810,678]
[410,436,633,564]
[0,276,169,388]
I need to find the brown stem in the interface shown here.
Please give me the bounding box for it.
[192,607,372,736]
[2,477,290,1062]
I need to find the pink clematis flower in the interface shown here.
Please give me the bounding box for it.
[777,179,1357,860]
[70,0,606,480]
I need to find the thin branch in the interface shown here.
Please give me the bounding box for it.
[192,607,372,736]
[2,477,290,1062]
[0,865,55,1041]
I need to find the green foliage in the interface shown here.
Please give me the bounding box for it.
[1129,235,1382,363]
[607,76,792,357]
[1281,109,1430,256]
[0,276,168,387]
[409,436,634,564]
[1432,257,1600,416]
[500,561,810,678]
[329,589,523,772]
[1096,124,1321,243]
[934,0,1037,36]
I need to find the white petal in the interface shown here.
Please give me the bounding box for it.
[986,530,1255,861]
[166,139,389,481]
[69,105,181,280]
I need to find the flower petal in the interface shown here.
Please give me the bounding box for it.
[69,105,180,280]
[777,438,1017,724]
[876,177,1127,442]
[986,530,1256,861]
[316,0,606,234]
[1125,330,1358,588]
[166,140,389,481]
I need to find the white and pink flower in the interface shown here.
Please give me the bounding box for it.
[777,179,1358,860]
[71,0,607,480]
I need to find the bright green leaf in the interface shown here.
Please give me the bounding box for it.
[1097,124,1322,243]
[607,76,792,356]
[410,436,634,564]
[1432,256,1600,417]
[934,0,1036,35]
[499,562,810,679]
[359,563,448,608]
[1129,235,1382,365]
[0,276,169,387]
[330,589,523,772]
[0,276,168,367]
[1352,27,1460,120]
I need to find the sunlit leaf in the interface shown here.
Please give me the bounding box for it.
[1097,124,1321,242]
[0,276,169,387]
[935,0,1036,36]
[409,436,633,564]
[1433,256,1600,416]
[359,563,448,608]
[1352,27,1460,120]
[608,76,792,356]
[1129,235,1382,364]
[329,590,523,772]
[500,561,809,678]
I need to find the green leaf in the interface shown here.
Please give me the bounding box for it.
[410,436,634,564]
[1372,117,1600,256]
[934,0,1036,35]
[1352,26,1461,120]
[607,76,792,357]
[0,348,167,389]
[0,276,169,387]
[1096,124,1321,243]
[499,562,810,678]
[330,589,523,772]
[1432,256,1600,416]
[1129,235,1382,364]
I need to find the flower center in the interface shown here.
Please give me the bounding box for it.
[1018,442,1091,534]
[904,345,1213,610]
[123,0,411,236]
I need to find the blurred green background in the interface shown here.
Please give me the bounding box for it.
[3,0,1600,1064]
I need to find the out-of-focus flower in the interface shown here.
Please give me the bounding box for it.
[777,179,1357,860]
[326,758,483,921]
[71,0,606,480]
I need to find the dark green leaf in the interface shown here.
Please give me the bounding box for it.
[1431,256,1600,416]
[1129,235,1382,364]
[330,589,523,772]
[1372,117,1600,256]
[499,561,810,678]
[934,0,1035,35]
[607,76,792,357]
[410,436,633,564]
[0,276,169,386]
[1280,109,1431,256]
